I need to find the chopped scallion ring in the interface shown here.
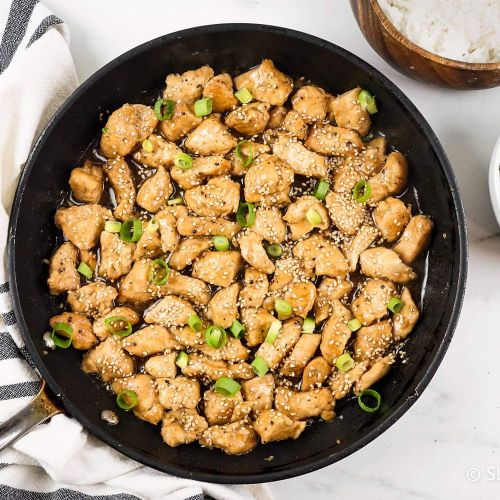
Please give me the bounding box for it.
[336,353,355,372]
[265,320,282,344]
[352,180,372,203]
[214,377,241,397]
[358,90,378,115]
[77,262,93,279]
[236,203,256,227]
[51,322,73,349]
[213,235,230,251]
[266,244,282,258]
[205,325,227,349]
[314,180,330,201]
[387,297,404,313]
[275,299,292,319]
[194,97,212,117]
[175,351,189,369]
[175,152,193,170]
[146,218,159,233]
[235,87,253,104]
[306,208,322,226]
[149,259,170,286]
[105,220,122,233]
[302,317,315,334]
[251,356,269,377]
[105,316,133,337]
[187,314,202,332]
[142,139,154,153]
[116,390,138,411]
[167,197,183,205]
[120,219,143,243]
[102,127,108,134]
[358,389,381,413]
[348,318,362,332]
[154,98,175,121]
[230,319,245,339]
[235,141,254,168]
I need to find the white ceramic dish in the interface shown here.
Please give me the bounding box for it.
[488,135,500,226]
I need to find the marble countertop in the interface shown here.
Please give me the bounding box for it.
[42,0,500,498]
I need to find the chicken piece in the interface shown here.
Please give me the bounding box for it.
[132,228,163,260]
[176,214,239,239]
[169,237,212,271]
[241,373,275,413]
[342,224,379,272]
[291,85,330,123]
[170,326,204,349]
[92,306,140,341]
[359,247,417,284]
[184,115,237,156]
[234,59,293,106]
[144,352,177,378]
[54,204,112,250]
[393,287,420,339]
[373,197,411,242]
[112,374,164,425]
[355,356,392,394]
[305,124,363,157]
[256,317,302,369]
[292,234,348,277]
[356,144,387,178]
[271,132,328,178]
[393,215,433,264]
[100,103,158,158]
[159,102,202,142]
[202,73,237,112]
[239,268,269,309]
[228,142,271,176]
[79,249,97,272]
[225,102,270,135]
[251,207,287,244]
[283,196,330,240]
[47,242,80,295]
[192,250,242,287]
[241,307,276,347]
[314,277,353,322]
[254,409,306,444]
[228,362,255,380]
[156,205,187,253]
[98,231,134,280]
[163,271,211,305]
[330,361,367,399]
[197,336,249,362]
[118,259,154,303]
[282,110,308,139]
[199,421,258,455]
[280,333,321,376]
[203,390,244,425]
[320,300,352,364]
[269,257,313,293]
[283,281,317,319]
[275,387,334,421]
[136,166,173,213]
[171,155,231,190]
[157,377,201,410]
[354,320,393,363]
[267,106,288,129]
[238,231,275,274]
[181,353,229,381]
[301,356,332,391]
[369,151,408,203]
[329,87,371,137]
[332,159,361,194]
[69,161,104,204]
[207,283,240,329]
[351,279,397,326]
[162,409,208,447]
[184,176,240,217]
[49,312,97,350]
[122,325,183,357]
[68,282,117,318]
[82,336,134,382]
[132,134,181,168]
[144,296,196,329]
[325,191,369,236]
[104,158,136,221]
[163,65,214,103]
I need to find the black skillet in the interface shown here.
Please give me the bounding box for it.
[6,24,467,483]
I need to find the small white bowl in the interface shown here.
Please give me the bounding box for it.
[489,135,500,227]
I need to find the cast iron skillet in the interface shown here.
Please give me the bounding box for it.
[7,24,467,483]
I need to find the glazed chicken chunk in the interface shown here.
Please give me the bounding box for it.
[192,250,243,287]
[199,421,258,455]
[163,65,214,103]
[373,197,411,242]
[360,247,417,284]
[136,166,173,213]
[284,196,329,240]
[393,215,433,264]
[225,102,270,135]
[202,73,238,113]
[69,161,104,204]
[159,102,202,143]
[104,158,136,221]
[253,410,306,444]
[132,134,181,168]
[47,242,80,295]
[291,85,329,123]
[171,155,231,190]
[67,282,117,318]
[161,409,208,447]
[329,87,371,137]
[50,312,97,350]
[184,114,237,156]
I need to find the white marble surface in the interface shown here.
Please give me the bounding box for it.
[41,0,500,498]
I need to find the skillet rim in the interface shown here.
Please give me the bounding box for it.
[7,23,468,484]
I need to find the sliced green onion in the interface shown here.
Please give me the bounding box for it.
[214,377,241,397]
[251,356,269,377]
[187,314,202,332]
[175,152,193,170]
[167,197,183,205]
[348,318,362,332]
[116,390,138,411]
[236,203,256,227]
[230,319,245,339]
[358,389,381,413]
[194,97,212,117]
[266,244,282,258]
[176,351,189,369]
[275,298,292,319]
[105,316,133,337]
[314,180,330,201]
[235,87,253,104]
[51,322,73,349]
[352,180,372,203]
[146,218,159,233]
[154,98,175,121]
[205,325,227,349]
[120,219,143,243]
[302,317,315,334]
[336,353,355,372]
[358,90,378,115]
[213,235,230,251]
[77,262,93,279]
[265,320,282,344]
[105,220,122,233]
[387,297,404,313]
[306,208,322,226]
[149,259,170,286]
[142,139,154,153]
[235,140,254,168]
[102,127,108,134]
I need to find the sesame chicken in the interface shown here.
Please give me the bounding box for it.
[162,270,212,305]
[98,231,134,280]
[351,279,397,326]
[171,155,232,190]
[241,374,275,414]
[320,300,353,364]
[144,352,178,378]
[69,161,104,204]
[280,333,321,376]
[79,249,97,272]
[144,295,196,329]
[239,268,269,308]
[330,362,368,400]
[176,213,239,239]
[184,114,237,156]
[132,134,181,168]
[192,250,242,287]
[203,389,245,425]
[197,336,249,362]
[305,124,363,157]
[283,281,317,319]
[50,312,97,350]
[267,106,288,129]
[329,87,371,137]
[355,356,392,395]
[360,247,417,284]
[393,215,433,264]
[132,229,163,261]
[122,325,183,357]
[169,237,212,271]
[225,102,270,136]
[282,110,308,139]
[354,320,393,363]
[207,283,240,329]
[159,102,202,142]
[93,306,140,341]
[325,190,369,236]
[253,409,306,444]
[67,282,117,318]
[373,197,411,243]
[301,356,332,391]
[241,307,276,347]
[199,421,259,455]
[47,242,80,295]
[163,65,214,103]
[392,287,420,339]
[291,85,329,123]
[202,73,238,113]
[228,142,271,176]
[251,207,287,244]
[314,277,353,322]
[104,157,136,221]
[157,376,201,410]
[156,205,187,253]
[369,151,408,203]
[342,224,380,272]
[161,409,208,447]
[284,196,330,240]
[118,259,156,304]
[136,166,173,213]
[238,231,275,274]
[275,387,334,421]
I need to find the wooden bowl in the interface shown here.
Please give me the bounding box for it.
[350,0,500,90]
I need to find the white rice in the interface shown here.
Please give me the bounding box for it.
[378,0,500,63]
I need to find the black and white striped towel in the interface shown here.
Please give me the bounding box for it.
[0,2,271,499]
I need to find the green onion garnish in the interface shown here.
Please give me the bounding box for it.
[105,220,122,233]
[142,139,154,153]
[194,97,212,117]
[120,219,143,243]
[235,140,254,168]
[102,127,108,134]
[302,317,315,334]
[213,235,230,251]
[235,87,253,104]
[175,152,193,170]
[149,259,170,286]
[167,197,183,205]
[154,98,175,121]
[116,390,138,411]
[358,90,378,114]
[77,262,93,279]
[352,180,372,203]
[105,316,133,337]
[265,320,282,344]
[251,356,269,377]
[387,297,404,313]
[51,322,73,349]
[230,319,245,339]
[314,180,330,201]
[306,208,322,226]
[275,298,292,319]
[176,351,189,369]
[236,203,256,227]
[146,218,159,233]
[187,313,202,332]
[214,377,241,397]
[205,325,227,349]
[336,353,355,372]
[358,389,381,413]
[266,244,282,258]
[348,318,362,332]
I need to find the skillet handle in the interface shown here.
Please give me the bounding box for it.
[0,380,61,452]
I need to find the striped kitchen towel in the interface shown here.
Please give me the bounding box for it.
[0,2,271,499]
